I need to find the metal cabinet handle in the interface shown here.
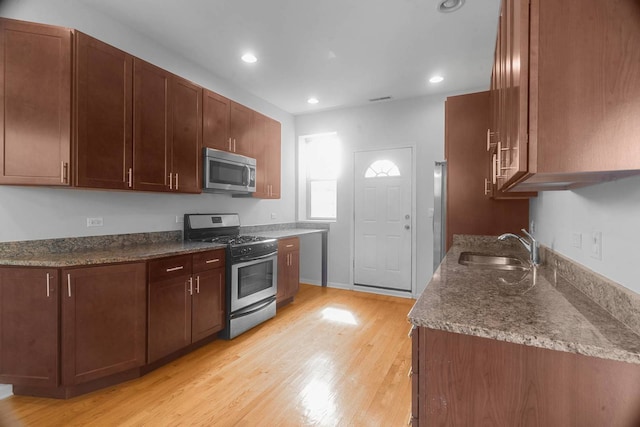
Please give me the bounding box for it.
[233,139,237,152]
[127,167,133,188]
[188,277,193,295]
[196,276,200,294]
[46,273,51,297]
[484,178,491,196]
[60,162,68,184]
[175,173,179,190]
[166,266,184,272]
[285,244,294,248]
[205,258,220,264]
[497,141,502,178]
[228,137,232,151]
[169,172,173,190]
[67,273,71,297]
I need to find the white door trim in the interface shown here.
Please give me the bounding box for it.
[351,146,416,296]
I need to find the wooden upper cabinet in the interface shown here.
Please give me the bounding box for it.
[253,113,281,199]
[491,0,640,192]
[229,101,254,157]
[0,18,72,186]
[74,32,133,190]
[170,76,202,194]
[0,267,59,387]
[133,59,201,193]
[203,89,231,151]
[133,59,171,192]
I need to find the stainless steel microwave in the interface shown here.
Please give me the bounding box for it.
[203,148,256,194]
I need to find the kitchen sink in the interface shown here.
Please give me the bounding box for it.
[458,252,530,271]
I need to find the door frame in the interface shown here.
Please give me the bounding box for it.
[351,146,417,297]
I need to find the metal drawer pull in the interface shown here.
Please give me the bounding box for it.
[205,258,220,264]
[67,274,71,297]
[166,266,184,272]
[188,277,193,295]
[285,244,294,248]
[127,167,133,188]
[196,276,200,293]
[46,273,51,297]
[175,173,179,190]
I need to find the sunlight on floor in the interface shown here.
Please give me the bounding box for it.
[321,307,358,325]
[300,378,337,424]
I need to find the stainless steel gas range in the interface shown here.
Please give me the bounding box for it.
[184,213,277,339]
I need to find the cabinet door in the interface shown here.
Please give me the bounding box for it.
[192,267,225,342]
[0,268,59,387]
[276,248,290,304]
[277,238,299,305]
[133,59,171,192]
[265,117,281,199]
[0,18,71,186]
[171,76,202,194]
[253,114,281,199]
[75,32,133,190]
[148,275,193,363]
[287,249,299,297]
[61,263,146,386]
[203,89,230,151]
[229,101,254,157]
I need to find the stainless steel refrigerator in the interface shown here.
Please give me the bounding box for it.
[433,161,447,272]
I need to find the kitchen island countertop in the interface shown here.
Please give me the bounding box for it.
[408,236,640,365]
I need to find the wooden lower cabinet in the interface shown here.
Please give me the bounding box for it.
[412,327,640,426]
[0,267,59,387]
[148,250,225,363]
[276,238,299,308]
[62,263,147,386]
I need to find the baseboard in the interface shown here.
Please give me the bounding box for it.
[0,384,13,400]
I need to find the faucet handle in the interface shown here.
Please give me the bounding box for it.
[520,228,536,242]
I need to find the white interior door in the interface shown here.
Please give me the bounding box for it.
[354,148,412,291]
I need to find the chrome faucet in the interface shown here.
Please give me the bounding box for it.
[498,229,539,266]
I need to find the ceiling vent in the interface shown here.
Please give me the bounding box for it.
[437,0,465,13]
[369,96,392,102]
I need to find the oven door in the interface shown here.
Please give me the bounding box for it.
[230,253,277,312]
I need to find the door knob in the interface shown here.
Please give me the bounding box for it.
[405,225,410,230]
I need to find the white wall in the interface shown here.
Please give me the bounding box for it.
[531,174,640,294]
[0,0,296,242]
[295,95,451,296]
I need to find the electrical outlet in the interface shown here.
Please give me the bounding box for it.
[86,217,103,227]
[571,232,582,249]
[590,231,602,260]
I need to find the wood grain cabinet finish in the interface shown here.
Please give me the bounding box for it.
[74,32,133,190]
[133,59,201,194]
[203,89,231,152]
[414,327,640,426]
[61,263,146,386]
[445,92,529,250]
[229,101,254,157]
[491,0,640,192]
[0,18,72,186]
[253,113,282,199]
[276,238,299,307]
[148,250,225,363]
[0,267,59,387]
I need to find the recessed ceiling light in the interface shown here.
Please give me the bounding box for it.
[429,75,444,83]
[307,97,319,105]
[241,53,257,63]
[437,0,465,13]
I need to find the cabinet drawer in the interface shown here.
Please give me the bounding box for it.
[148,255,192,282]
[192,249,225,273]
[278,237,299,252]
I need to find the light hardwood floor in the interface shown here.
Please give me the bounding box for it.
[0,284,415,427]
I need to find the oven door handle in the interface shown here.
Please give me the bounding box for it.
[230,296,276,319]
[234,252,277,264]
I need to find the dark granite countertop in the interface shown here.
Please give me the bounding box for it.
[0,240,228,267]
[408,236,640,365]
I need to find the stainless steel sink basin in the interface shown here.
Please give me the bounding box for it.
[458,252,529,271]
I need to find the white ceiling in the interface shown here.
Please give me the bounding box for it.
[78,0,501,115]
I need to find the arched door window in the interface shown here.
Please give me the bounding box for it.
[364,160,401,178]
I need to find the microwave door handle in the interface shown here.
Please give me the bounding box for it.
[244,165,250,187]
